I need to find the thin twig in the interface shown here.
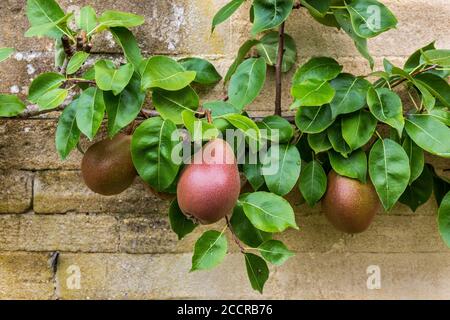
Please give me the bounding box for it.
[274,22,286,116]
[225,216,246,254]
[389,65,438,89]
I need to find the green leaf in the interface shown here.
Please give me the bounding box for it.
[0,95,26,117]
[66,52,90,75]
[191,230,228,271]
[26,0,70,39]
[308,132,332,154]
[367,87,404,136]
[329,149,367,183]
[231,204,271,247]
[399,166,433,212]
[295,104,334,134]
[291,79,335,107]
[257,115,294,144]
[55,98,81,160]
[240,192,298,233]
[169,199,197,240]
[404,42,435,72]
[369,139,410,211]
[327,120,352,157]
[251,0,294,35]
[342,110,378,150]
[95,60,134,95]
[225,39,260,83]
[334,9,374,69]
[28,72,66,103]
[383,58,395,74]
[75,87,106,140]
[152,86,199,125]
[131,117,181,191]
[429,105,450,126]
[245,253,269,294]
[256,31,297,72]
[438,191,450,248]
[302,0,331,16]
[212,0,245,32]
[228,58,267,111]
[221,113,261,144]
[243,161,265,191]
[346,0,397,38]
[296,135,314,162]
[104,73,145,137]
[204,100,240,117]
[77,6,97,35]
[299,160,327,207]
[110,27,143,70]
[182,110,219,141]
[140,56,196,91]
[26,12,73,39]
[405,114,450,158]
[0,48,14,63]
[330,73,371,117]
[262,144,301,196]
[37,88,68,110]
[54,39,65,68]
[179,58,222,85]
[292,57,342,84]
[414,73,450,107]
[421,49,450,68]
[402,135,424,184]
[258,240,294,266]
[97,10,144,31]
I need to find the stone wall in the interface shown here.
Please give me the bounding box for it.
[0,0,449,299]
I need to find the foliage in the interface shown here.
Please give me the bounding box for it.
[0,0,449,294]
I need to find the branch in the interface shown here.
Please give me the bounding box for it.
[390,65,438,89]
[274,22,286,116]
[13,105,66,119]
[225,216,246,254]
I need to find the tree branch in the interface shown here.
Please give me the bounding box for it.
[275,22,286,116]
[390,65,439,89]
[225,216,246,254]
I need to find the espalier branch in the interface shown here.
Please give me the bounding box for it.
[0,0,449,293]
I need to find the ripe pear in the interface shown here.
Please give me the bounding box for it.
[177,138,241,224]
[81,133,136,196]
[322,170,380,234]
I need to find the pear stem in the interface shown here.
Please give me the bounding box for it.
[205,109,213,124]
[225,215,246,254]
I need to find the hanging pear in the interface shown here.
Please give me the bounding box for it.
[177,138,241,224]
[81,133,136,196]
[322,170,380,233]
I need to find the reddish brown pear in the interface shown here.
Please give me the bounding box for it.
[81,133,136,196]
[322,170,380,234]
[177,138,241,224]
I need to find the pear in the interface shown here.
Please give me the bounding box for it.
[177,138,241,224]
[81,133,136,196]
[322,170,380,234]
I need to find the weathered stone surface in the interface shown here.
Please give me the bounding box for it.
[0,252,54,300]
[0,170,33,213]
[0,119,81,170]
[33,170,167,214]
[119,213,447,254]
[0,213,118,252]
[284,0,450,58]
[55,252,450,299]
[0,0,234,56]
